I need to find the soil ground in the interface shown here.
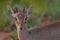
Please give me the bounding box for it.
[0,18,60,40]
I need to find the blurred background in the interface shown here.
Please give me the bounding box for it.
[0,0,60,39]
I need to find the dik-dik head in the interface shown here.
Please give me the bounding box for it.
[7,6,32,30]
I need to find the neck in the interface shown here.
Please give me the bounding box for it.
[17,24,28,40]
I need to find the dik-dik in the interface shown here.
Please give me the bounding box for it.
[8,6,60,40]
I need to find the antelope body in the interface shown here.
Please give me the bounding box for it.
[8,6,60,40]
[27,22,60,40]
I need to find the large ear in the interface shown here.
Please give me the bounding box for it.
[7,6,15,17]
[26,5,32,17]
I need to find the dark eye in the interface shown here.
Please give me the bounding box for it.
[25,17,27,21]
[15,17,17,20]
[15,17,19,22]
[24,17,27,23]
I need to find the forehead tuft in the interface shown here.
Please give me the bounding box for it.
[12,7,27,19]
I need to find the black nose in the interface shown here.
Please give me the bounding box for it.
[20,27,23,30]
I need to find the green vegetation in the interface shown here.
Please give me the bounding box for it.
[0,0,60,29]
